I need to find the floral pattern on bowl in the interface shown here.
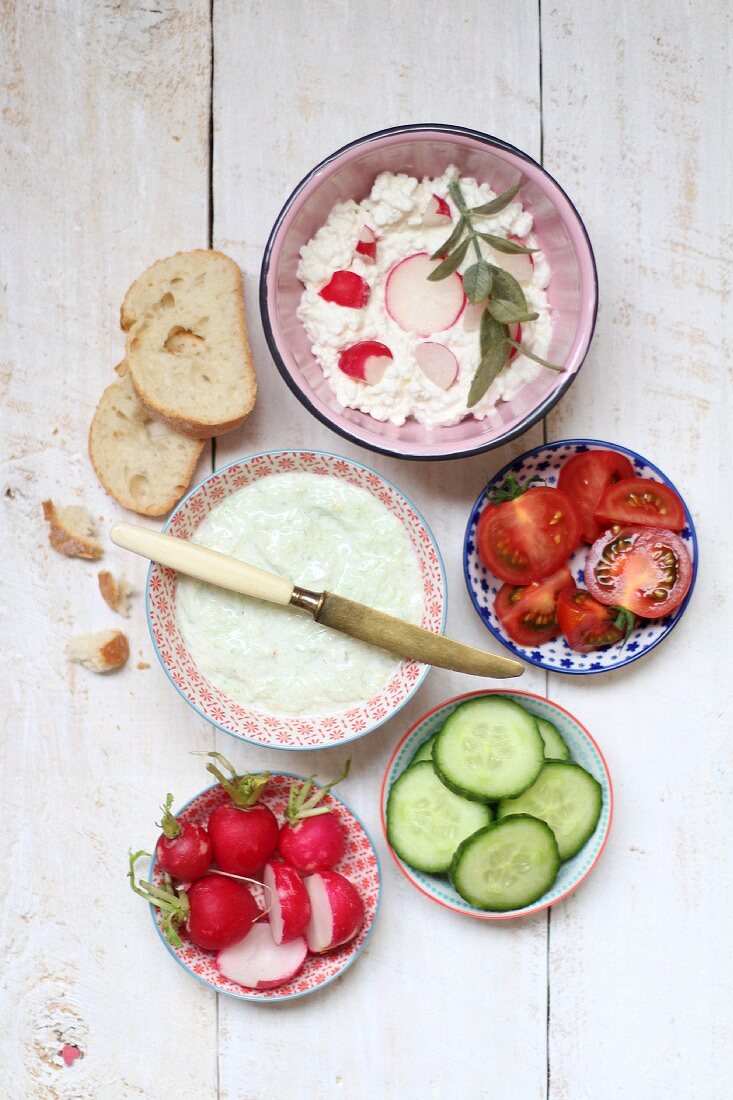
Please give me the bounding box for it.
[147,449,446,749]
[149,774,381,1002]
[463,439,697,674]
[380,690,613,920]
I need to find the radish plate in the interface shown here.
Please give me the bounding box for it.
[355,226,377,261]
[319,270,370,308]
[415,343,458,390]
[217,924,307,990]
[385,253,465,336]
[422,193,452,227]
[491,238,533,284]
[338,341,392,385]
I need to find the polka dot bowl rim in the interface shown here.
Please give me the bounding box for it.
[146,448,447,750]
[379,689,613,921]
[463,438,698,675]
[148,773,381,1003]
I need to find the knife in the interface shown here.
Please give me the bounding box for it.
[111,522,523,679]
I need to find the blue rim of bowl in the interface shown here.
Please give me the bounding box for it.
[145,448,448,749]
[462,438,699,674]
[148,774,382,1003]
[259,122,599,461]
[379,689,613,919]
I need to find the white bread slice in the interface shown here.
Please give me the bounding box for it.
[89,363,204,517]
[98,571,133,616]
[67,629,129,673]
[121,250,256,437]
[43,500,104,560]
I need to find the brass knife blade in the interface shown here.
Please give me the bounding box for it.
[311,591,523,679]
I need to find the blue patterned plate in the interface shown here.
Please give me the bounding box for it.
[380,690,613,920]
[463,439,698,674]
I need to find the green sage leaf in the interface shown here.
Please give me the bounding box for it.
[507,339,565,372]
[468,322,509,407]
[488,265,529,312]
[430,218,466,261]
[463,260,493,304]
[470,183,521,217]
[426,238,470,281]
[480,311,504,357]
[487,299,539,325]
[476,232,537,255]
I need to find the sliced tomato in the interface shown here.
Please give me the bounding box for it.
[557,588,635,653]
[585,527,692,619]
[594,477,685,532]
[477,485,582,585]
[557,449,635,542]
[494,566,575,647]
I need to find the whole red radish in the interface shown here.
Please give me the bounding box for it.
[154,793,213,882]
[206,753,279,877]
[128,850,260,952]
[303,870,364,954]
[278,760,350,874]
[263,860,311,945]
[318,270,370,308]
[217,924,307,990]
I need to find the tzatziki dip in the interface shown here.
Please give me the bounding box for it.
[297,165,553,428]
[176,472,424,716]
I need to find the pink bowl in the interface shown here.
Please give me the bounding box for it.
[260,123,598,460]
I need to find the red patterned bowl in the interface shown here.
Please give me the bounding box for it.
[147,449,446,749]
[147,775,380,1002]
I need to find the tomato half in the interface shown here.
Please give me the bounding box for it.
[477,486,582,584]
[495,566,575,647]
[557,588,635,653]
[557,450,635,542]
[594,477,686,532]
[585,527,692,619]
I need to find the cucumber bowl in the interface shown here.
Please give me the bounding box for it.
[379,690,612,921]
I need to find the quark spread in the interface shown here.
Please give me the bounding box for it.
[297,166,553,428]
[176,472,424,716]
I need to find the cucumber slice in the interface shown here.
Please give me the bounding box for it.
[497,761,602,860]
[536,717,570,761]
[450,815,560,911]
[408,732,438,767]
[387,762,492,873]
[433,697,544,802]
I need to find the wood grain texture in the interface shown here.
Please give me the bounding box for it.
[543,2,733,1097]
[0,3,216,1097]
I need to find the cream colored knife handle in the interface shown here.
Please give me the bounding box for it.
[110,522,294,606]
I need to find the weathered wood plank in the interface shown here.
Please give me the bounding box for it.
[0,3,216,1097]
[212,3,548,1097]
[543,3,732,1097]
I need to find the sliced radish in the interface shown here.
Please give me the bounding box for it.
[217,924,307,990]
[319,270,370,308]
[422,193,452,227]
[507,322,522,362]
[491,237,533,284]
[303,871,364,954]
[355,225,377,261]
[415,342,458,390]
[385,253,465,336]
[338,341,393,385]
[462,301,485,332]
[263,860,311,945]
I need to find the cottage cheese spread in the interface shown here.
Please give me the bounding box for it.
[297,166,553,428]
[176,472,424,716]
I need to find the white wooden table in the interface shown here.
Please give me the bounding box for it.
[2,2,731,1097]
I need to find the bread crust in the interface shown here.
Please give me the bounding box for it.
[42,500,104,560]
[68,629,129,673]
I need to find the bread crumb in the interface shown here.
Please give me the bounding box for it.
[98,571,133,616]
[68,630,129,672]
[136,661,150,670]
[43,500,103,560]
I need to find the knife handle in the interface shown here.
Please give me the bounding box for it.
[110,522,295,606]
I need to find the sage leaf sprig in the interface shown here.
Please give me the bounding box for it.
[428,176,564,406]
